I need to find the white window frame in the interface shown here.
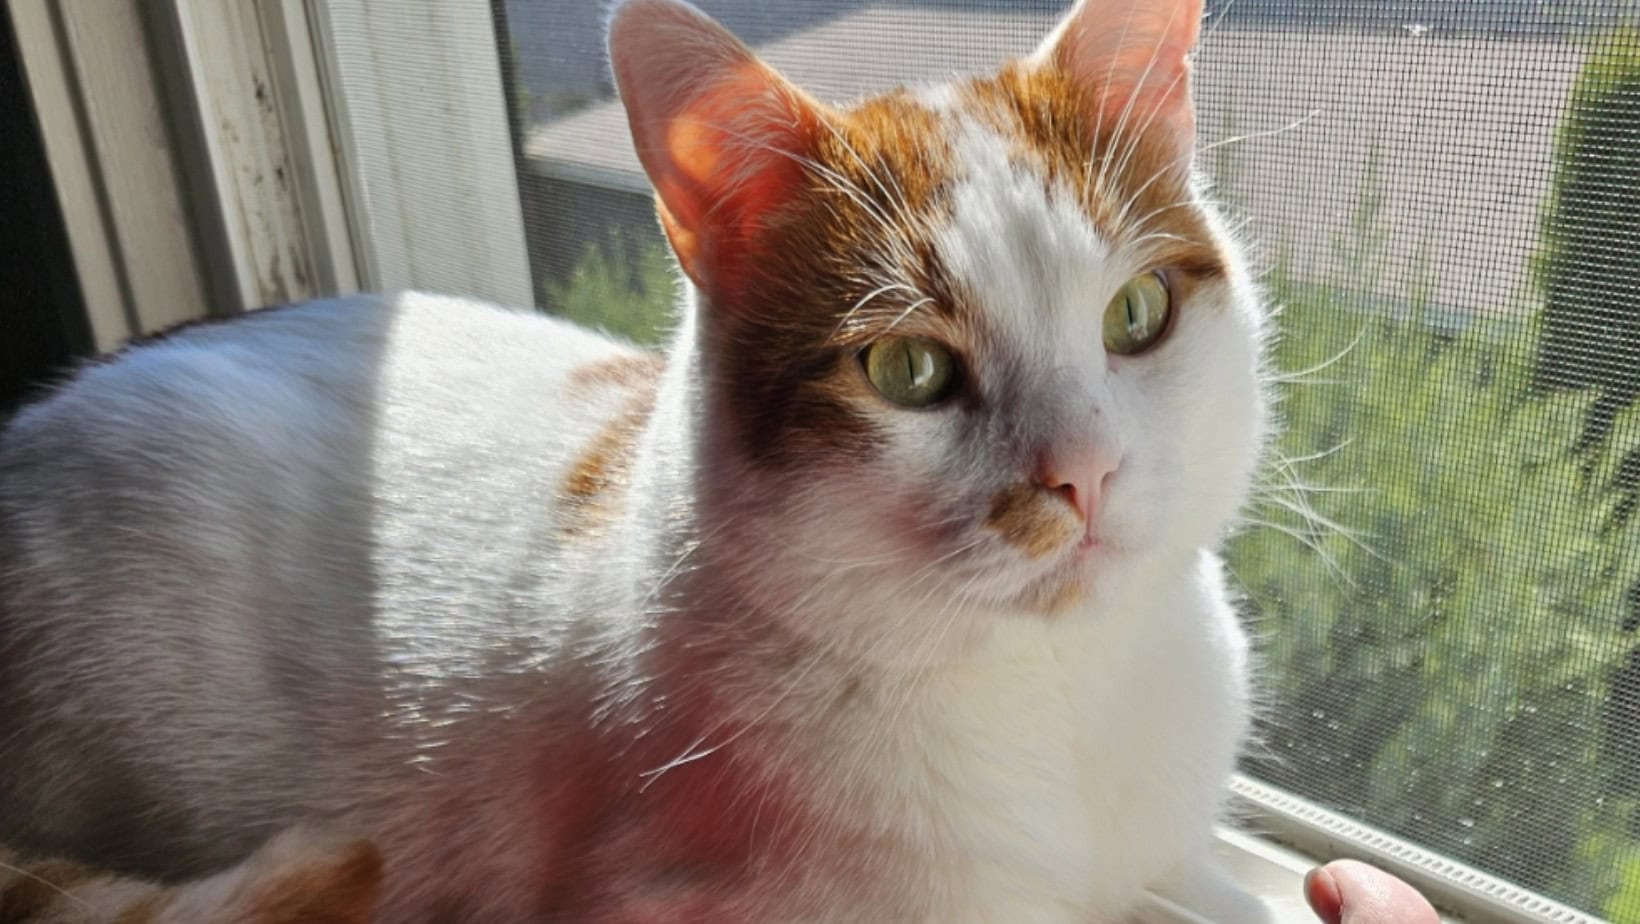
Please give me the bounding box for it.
[10,0,214,349]
[4,3,1603,922]
[8,0,532,345]
[299,0,533,306]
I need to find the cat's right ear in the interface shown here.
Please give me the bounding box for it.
[608,0,825,297]
[1029,0,1204,164]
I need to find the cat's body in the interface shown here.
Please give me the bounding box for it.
[0,1,1272,921]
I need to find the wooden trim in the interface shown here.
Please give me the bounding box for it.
[11,0,532,352]
[8,0,209,350]
[142,0,361,313]
[256,1,362,297]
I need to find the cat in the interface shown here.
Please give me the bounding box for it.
[0,829,379,924]
[0,0,1272,920]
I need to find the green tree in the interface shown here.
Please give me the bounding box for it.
[1534,29,1640,453]
[542,236,677,346]
[1229,273,1640,919]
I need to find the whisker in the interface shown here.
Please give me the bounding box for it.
[1238,516,1353,586]
[834,282,925,338]
[1274,439,1356,466]
[1269,327,1365,383]
[1201,0,1245,47]
[1099,8,1193,211]
[1254,479,1368,497]
[881,297,938,333]
[0,861,95,912]
[1198,108,1323,154]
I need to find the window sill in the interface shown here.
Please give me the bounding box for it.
[1137,824,1460,924]
[1140,776,1602,924]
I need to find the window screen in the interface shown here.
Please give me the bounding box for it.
[498,1,1640,919]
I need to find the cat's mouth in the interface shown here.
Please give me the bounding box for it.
[1063,529,1115,570]
[999,528,1120,614]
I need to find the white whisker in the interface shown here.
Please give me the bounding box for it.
[1198,108,1323,154]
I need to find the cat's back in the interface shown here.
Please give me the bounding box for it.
[0,292,645,601]
[0,291,658,872]
[1,291,638,473]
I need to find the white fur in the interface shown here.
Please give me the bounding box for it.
[801,118,1269,921]
[661,114,1270,922]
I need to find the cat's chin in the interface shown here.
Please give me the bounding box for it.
[986,536,1124,616]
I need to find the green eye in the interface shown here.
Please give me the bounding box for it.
[1102,272,1172,355]
[862,337,959,408]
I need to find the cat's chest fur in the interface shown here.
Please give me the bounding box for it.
[786,579,1248,924]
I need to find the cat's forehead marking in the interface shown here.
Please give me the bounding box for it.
[814,90,955,272]
[958,64,1227,281]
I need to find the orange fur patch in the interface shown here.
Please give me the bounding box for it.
[0,834,382,924]
[240,840,381,924]
[707,90,963,465]
[567,352,666,399]
[965,64,1227,285]
[0,833,380,924]
[560,352,664,536]
[560,395,657,537]
[1028,572,1091,615]
[985,482,1080,559]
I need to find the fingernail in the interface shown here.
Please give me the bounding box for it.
[1304,867,1343,924]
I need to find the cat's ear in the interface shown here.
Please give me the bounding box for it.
[1030,0,1203,163]
[608,0,825,294]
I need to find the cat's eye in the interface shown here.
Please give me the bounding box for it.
[1102,272,1173,355]
[862,337,959,408]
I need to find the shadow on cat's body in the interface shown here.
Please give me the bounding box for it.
[0,301,396,879]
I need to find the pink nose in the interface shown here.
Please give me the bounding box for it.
[1034,446,1120,522]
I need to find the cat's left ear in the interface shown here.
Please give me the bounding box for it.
[608,0,827,297]
[1030,0,1204,164]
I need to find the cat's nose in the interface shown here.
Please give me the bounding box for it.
[1034,446,1120,523]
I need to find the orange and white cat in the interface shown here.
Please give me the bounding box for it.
[0,0,1270,920]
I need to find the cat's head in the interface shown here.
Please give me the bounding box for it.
[610,0,1267,659]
